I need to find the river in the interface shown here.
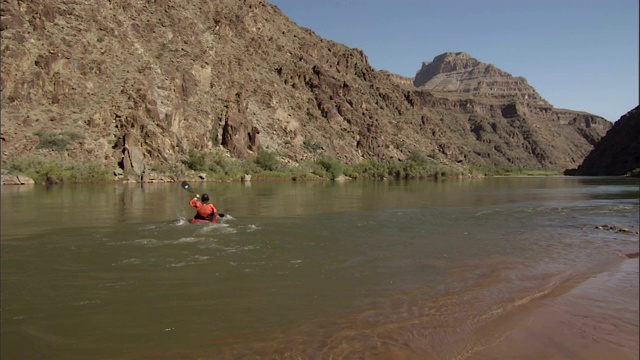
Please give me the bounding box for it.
[1,177,638,359]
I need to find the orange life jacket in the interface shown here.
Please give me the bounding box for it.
[189,199,217,220]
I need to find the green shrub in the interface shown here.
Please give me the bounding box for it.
[5,155,47,176]
[468,165,559,177]
[185,149,207,171]
[184,148,250,176]
[349,159,389,180]
[342,164,361,179]
[288,161,315,180]
[34,129,84,156]
[255,150,280,171]
[315,155,343,180]
[221,158,253,178]
[626,168,640,177]
[4,155,110,182]
[70,162,111,181]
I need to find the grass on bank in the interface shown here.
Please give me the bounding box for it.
[3,149,579,184]
[1,127,562,182]
[469,165,562,177]
[3,155,112,183]
[183,149,465,181]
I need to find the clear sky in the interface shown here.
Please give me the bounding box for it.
[269,0,639,122]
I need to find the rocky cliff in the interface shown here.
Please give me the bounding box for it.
[414,52,550,107]
[576,106,640,176]
[0,0,612,181]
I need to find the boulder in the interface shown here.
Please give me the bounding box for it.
[1,174,35,185]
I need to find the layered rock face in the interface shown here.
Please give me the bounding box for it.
[576,106,640,176]
[0,0,612,178]
[414,52,550,106]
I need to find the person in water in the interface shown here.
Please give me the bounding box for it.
[189,193,217,221]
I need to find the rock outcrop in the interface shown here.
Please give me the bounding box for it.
[0,0,613,178]
[1,173,35,185]
[414,52,550,106]
[576,106,640,176]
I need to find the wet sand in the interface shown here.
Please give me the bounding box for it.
[468,258,639,360]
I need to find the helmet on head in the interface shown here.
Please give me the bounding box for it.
[201,193,210,203]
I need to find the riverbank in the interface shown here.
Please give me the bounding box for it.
[468,257,639,360]
[2,150,565,186]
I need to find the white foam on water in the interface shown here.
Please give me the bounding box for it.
[133,238,160,247]
[175,237,201,243]
[197,242,227,249]
[72,300,102,306]
[166,262,189,268]
[120,258,141,265]
[139,223,160,230]
[196,222,236,234]
[165,254,214,268]
[99,280,135,287]
[172,218,189,226]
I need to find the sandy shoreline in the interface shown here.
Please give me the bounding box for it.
[468,258,639,360]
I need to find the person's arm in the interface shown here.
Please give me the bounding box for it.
[189,195,202,209]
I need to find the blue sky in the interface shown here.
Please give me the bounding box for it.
[269,0,639,122]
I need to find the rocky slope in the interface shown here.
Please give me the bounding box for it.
[576,106,640,176]
[414,52,550,106]
[0,0,612,181]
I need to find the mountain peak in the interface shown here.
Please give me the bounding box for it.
[413,52,549,106]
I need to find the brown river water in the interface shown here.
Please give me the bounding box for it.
[1,177,638,359]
